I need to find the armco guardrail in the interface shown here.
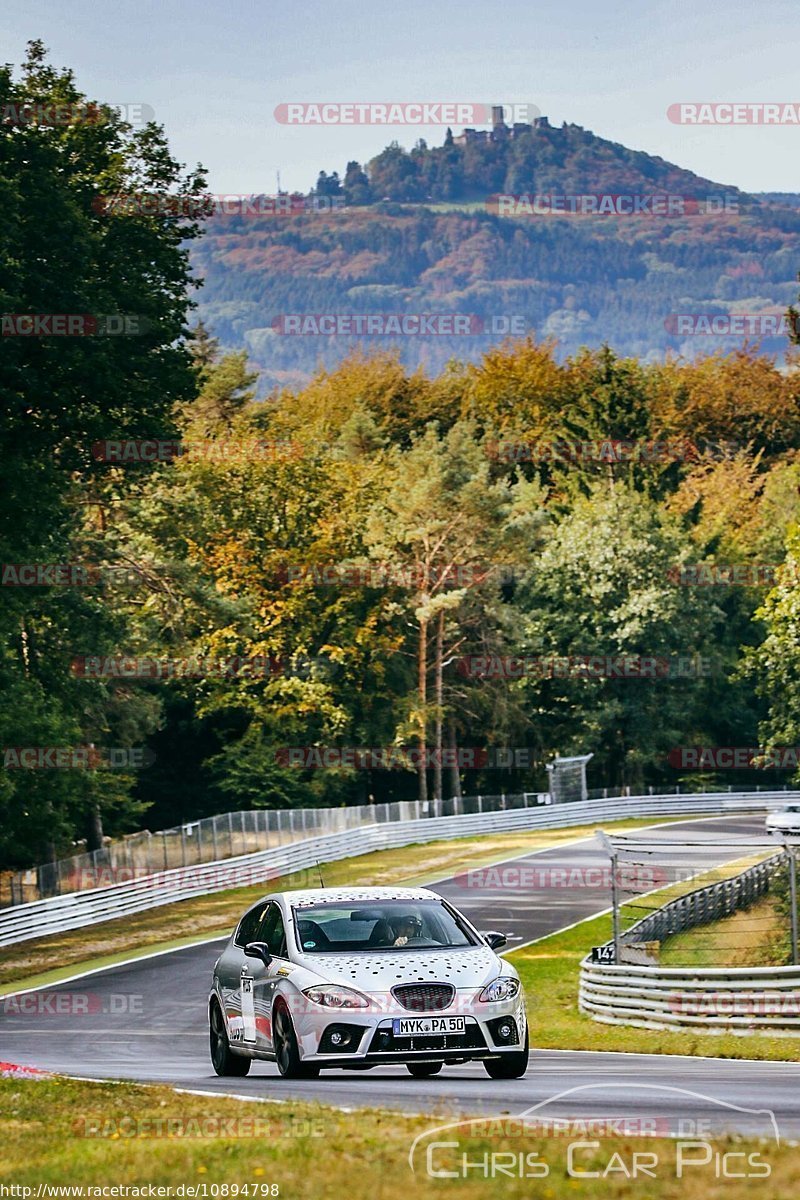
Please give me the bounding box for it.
[0,790,793,948]
[2,794,549,907]
[580,851,800,1034]
[5,782,790,907]
[580,960,800,1035]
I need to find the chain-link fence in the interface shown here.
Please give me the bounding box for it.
[593,821,795,967]
[621,852,786,947]
[2,781,792,909]
[0,791,549,907]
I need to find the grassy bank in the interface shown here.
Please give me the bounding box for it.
[0,1075,794,1198]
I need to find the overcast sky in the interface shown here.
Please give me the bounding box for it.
[4,0,798,195]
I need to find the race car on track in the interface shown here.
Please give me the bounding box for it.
[209,885,529,1080]
[766,803,800,836]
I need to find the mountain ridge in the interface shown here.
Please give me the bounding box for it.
[191,120,800,389]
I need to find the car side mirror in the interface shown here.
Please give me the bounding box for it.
[244,941,272,966]
[481,930,507,950]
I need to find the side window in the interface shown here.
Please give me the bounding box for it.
[256,903,287,958]
[234,904,267,947]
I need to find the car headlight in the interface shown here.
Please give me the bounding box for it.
[302,985,370,1009]
[478,977,520,1003]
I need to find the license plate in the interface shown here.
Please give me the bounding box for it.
[392,1016,465,1036]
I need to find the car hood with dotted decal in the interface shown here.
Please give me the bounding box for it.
[297,944,507,997]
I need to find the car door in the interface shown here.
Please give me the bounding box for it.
[244,901,290,1053]
[226,901,269,1047]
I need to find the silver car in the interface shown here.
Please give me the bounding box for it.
[209,885,529,1080]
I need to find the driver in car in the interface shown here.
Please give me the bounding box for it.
[391,914,423,946]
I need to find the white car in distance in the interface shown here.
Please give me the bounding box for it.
[766,803,800,837]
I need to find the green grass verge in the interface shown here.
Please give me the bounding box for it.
[0,1075,795,1197]
[0,817,686,993]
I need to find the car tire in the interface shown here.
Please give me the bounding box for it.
[483,1026,529,1079]
[210,1000,251,1077]
[406,1061,443,1077]
[273,1001,320,1079]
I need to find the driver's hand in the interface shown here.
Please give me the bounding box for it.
[393,935,409,946]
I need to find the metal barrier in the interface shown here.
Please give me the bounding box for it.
[580,851,800,1034]
[3,782,789,907]
[0,793,548,907]
[0,790,792,948]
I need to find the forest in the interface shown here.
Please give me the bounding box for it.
[4,45,800,870]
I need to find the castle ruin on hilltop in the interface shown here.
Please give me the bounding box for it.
[453,105,550,146]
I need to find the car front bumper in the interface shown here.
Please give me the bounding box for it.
[293,995,527,1065]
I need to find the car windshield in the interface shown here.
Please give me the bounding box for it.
[291,899,479,953]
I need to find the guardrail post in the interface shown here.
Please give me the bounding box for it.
[786,842,799,966]
[596,830,621,963]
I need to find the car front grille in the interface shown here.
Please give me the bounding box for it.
[391,983,455,1012]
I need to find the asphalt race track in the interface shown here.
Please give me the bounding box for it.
[1,814,798,1138]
